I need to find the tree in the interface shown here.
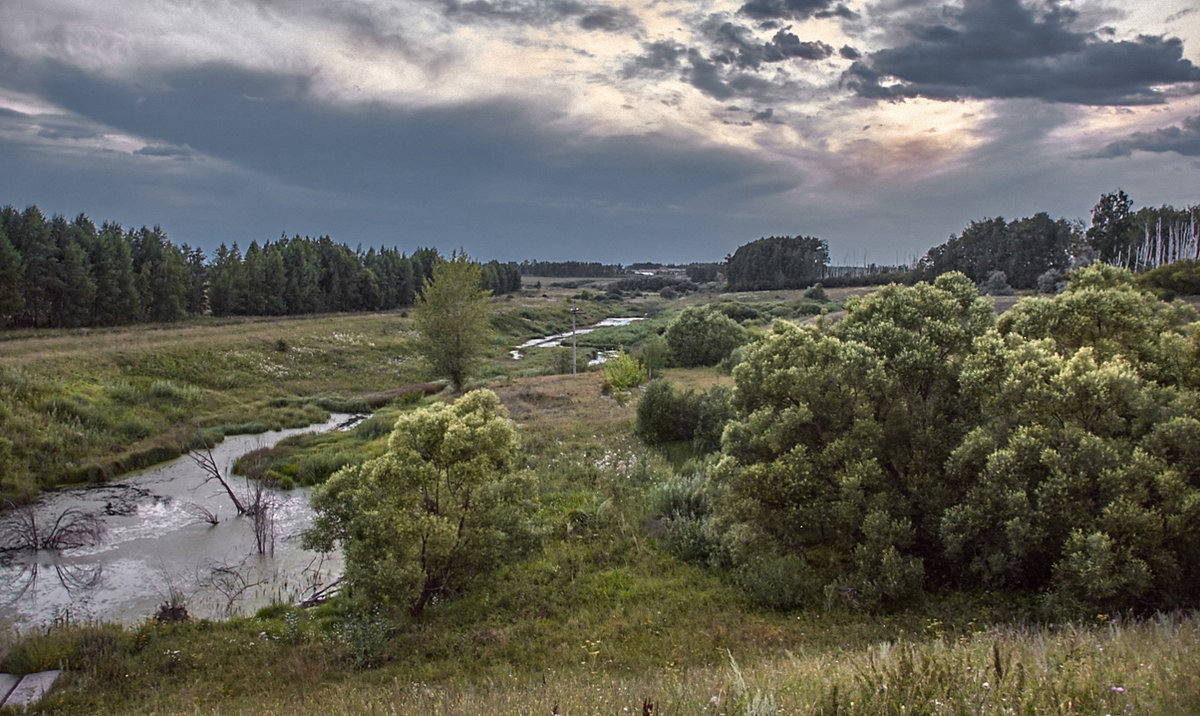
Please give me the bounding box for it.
[414,253,492,391]
[1086,189,1136,263]
[0,230,25,324]
[89,224,140,326]
[919,214,1074,289]
[725,235,829,291]
[305,390,531,614]
[664,306,747,367]
[711,273,994,609]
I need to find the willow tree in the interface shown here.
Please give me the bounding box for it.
[414,253,492,391]
[305,390,532,614]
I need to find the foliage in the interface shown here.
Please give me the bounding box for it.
[608,274,699,295]
[725,235,830,291]
[635,380,733,453]
[638,335,670,379]
[802,282,828,301]
[1139,259,1200,298]
[305,390,532,615]
[920,213,1076,289]
[978,269,1013,296]
[0,204,521,330]
[1086,189,1136,263]
[665,306,748,367]
[517,259,623,277]
[711,266,1200,613]
[414,253,493,391]
[601,349,648,396]
[712,274,990,609]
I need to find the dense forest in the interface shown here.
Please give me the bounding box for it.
[0,205,521,329]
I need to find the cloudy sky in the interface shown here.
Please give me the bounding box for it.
[1,0,1198,264]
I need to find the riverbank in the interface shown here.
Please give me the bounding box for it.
[3,369,1197,714]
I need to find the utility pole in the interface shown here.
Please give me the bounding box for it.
[570,302,581,376]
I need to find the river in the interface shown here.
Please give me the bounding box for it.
[0,414,356,629]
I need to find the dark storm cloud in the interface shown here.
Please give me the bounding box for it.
[439,0,639,32]
[844,0,1200,105]
[739,0,858,22]
[1093,115,1200,158]
[622,18,835,100]
[839,44,860,60]
[621,40,688,77]
[1,60,800,260]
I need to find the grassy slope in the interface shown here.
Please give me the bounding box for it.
[2,283,1198,714]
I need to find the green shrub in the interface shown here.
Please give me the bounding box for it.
[636,380,732,453]
[737,554,823,610]
[665,306,747,367]
[601,349,647,396]
[803,282,828,301]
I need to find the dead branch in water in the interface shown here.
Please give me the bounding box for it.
[0,503,106,552]
[184,502,220,526]
[189,431,248,515]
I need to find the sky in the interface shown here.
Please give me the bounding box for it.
[1,0,1199,265]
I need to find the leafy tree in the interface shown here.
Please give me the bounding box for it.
[305,390,531,614]
[636,380,732,452]
[725,235,829,291]
[1086,189,1137,263]
[601,349,648,404]
[998,264,1197,373]
[711,273,994,609]
[414,253,492,391]
[920,214,1074,289]
[665,306,747,367]
[638,335,670,379]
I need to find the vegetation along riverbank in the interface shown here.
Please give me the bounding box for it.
[2,241,1199,713]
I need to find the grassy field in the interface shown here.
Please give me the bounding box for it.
[2,280,1197,714]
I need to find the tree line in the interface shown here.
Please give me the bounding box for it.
[0,205,521,329]
[721,191,1198,295]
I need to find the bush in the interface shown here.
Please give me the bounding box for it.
[665,306,747,367]
[979,270,1014,296]
[1036,268,1065,294]
[1139,259,1200,298]
[601,350,647,397]
[804,283,828,301]
[636,380,733,453]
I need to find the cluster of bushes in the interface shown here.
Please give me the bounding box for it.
[651,266,1200,615]
[608,275,700,298]
[1139,259,1200,299]
[635,381,732,453]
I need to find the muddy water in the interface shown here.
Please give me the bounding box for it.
[0,414,357,629]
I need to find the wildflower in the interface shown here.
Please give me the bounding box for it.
[1112,686,1125,693]
[982,681,990,689]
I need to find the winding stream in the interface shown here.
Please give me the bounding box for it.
[0,414,356,629]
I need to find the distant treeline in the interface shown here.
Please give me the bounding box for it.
[0,205,521,329]
[720,191,1199,295]
[517,260,624,277]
